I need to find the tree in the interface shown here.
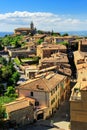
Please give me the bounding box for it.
[0,44,4,50]
[0,69,2,82]
[15,41,21,48]
[0,105,7,128]
[1,36,10,46]
[5,86,15,97]
[51,30,54,35]
[1,61,20,86]
[12,71,20,85]
[0,84,5,96]
[37,39,44,45]
[1,35,23,47]
[51,30,60,36]
[0,105,6,120]
[37,30,44,34]
[62,33,69,36]
[8,62,16,73]
[60,41,68,46]
[1,65,12,80]
[5,86,18,98]
[0,57,7,65]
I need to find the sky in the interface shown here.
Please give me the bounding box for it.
[0,0,87,32]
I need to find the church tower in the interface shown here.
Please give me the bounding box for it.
[30,21,34,30]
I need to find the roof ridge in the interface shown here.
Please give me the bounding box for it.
[40,78,50,92]
[19,78,40,88]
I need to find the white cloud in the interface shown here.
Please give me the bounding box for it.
[0,11,87,32]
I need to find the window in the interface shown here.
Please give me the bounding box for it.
[56,86,57,91]
[51,98,55,105]
[35,101,39,106]
[56,95,57,99]
[58,92,60,97]
[30,92,33,96]
[51,91,53,96]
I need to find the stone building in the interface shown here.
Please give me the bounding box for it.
[17,72,70,120]
[33,34,46,42]
[4,97,34,126]
[8,48,36,57]
[70,81,87,130]
[14,22,36,35]
[52,36,76,43]
[78,39,87,52]
[37,43,67,59]
[39,52,71,76]
[70,57,87,130]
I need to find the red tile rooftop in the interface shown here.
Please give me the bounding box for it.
[81,86,87,91]
[18,72,65,92]
[40,54,68,63]
[15,28,32,31]
[4,97,31,113]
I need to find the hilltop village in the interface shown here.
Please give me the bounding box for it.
[0,22,87,130]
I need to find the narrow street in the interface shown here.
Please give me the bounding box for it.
[17,101,70,130]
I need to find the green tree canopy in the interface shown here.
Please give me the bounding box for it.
[37,39,44,45]
[5,86,15,96]
[5,86,18,98]
[0,84,4,96]
[1,62,20,87]
[0,105,6,120]
[1,65,12,80]
[62,33,69,36]
[1,35,23,47]
[12,71,20,84]
[0,44,4,50]
[0,57,7,65]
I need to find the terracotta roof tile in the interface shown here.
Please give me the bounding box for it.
[18,73,65,92]
[4,97,31,113]
[15,28,31,31]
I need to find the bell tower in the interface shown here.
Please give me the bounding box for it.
[30,21,34,30]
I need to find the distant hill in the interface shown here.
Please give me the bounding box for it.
[60,30,87,37]
[0,30,87,37]
[0,32,13,37]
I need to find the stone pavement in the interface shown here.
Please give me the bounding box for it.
[35,101,70,130]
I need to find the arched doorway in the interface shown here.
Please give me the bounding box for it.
[37,111,44,120]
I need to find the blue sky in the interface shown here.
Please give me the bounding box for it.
[0,0,87,32]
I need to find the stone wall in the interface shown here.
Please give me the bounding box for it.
[71,121,87,130]
[9,106,34,126]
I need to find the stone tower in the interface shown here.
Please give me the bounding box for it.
[30,21,34,30]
